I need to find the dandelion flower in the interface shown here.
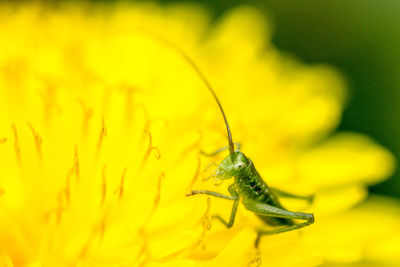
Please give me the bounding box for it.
[0,2,399,267]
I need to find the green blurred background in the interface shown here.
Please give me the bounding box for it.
[97,0,400,198]
[260,0,400,199]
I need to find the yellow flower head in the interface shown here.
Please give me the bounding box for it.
[0,2,399,267]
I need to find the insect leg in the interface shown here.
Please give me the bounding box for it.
[188,185,240,228]
[201,142,241,157]
[212,184,239,228]
[254,219,314,248]
[187,190,237,200]
[270,187,314,204]
[243,201,314,247]
[213,199,239,228]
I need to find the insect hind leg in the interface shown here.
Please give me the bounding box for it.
[243,200,314,248]
[201,142,241,157]
[255,218,314,247]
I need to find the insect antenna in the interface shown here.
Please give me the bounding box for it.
[139,29,235,155]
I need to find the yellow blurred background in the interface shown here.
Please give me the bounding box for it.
[0,1,399,266]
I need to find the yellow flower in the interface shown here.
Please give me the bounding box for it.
[0,2,399,267]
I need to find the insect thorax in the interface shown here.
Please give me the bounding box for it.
[234,159,272,202]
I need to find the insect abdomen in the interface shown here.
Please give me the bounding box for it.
[235,159,295,226]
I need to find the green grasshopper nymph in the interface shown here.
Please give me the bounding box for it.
[141,30,315,247]
[183,58,315,247]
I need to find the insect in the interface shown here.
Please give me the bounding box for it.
[142,30,315,247]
